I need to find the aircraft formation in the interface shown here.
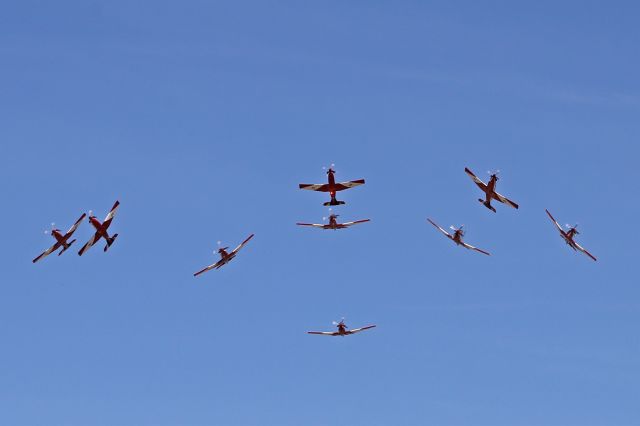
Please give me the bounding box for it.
[33,166,598,337]
[33,201,120,263]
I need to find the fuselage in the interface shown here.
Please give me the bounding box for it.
[452,230,464,245]
[90,217,107,234]
[325,215,345,230]
[486,175,498,193]
[218,249,237,265]
[561,229,578,249]
[52,230,65,243]
[327,169,337,196]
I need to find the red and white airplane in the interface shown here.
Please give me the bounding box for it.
[78,201,120,256]
[545,209,597,261]
[297,210,370,230]
[32,213,87,263]
[307,319,376,336]
[299,166,365,206]
[427,218,491,256]
[465,167,519,212]
[194,234,254,277]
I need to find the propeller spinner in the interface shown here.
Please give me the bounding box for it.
[322,163,336,174]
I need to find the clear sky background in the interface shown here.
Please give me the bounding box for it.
[1,1,639,425]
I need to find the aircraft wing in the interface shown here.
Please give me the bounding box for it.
[193,259,225,277]
[32,242,62,263]
[231,234,254,255]
[464,167,487,191]
[462,242,491,256]
[64,213,87,237]
[545,209,564,234]
[299,183,330,192]
[307,331,339,336]
[574,241,597,261]
[341,219,370,227]
[296,223,326,228]
[427,218,453,240]
[492,191,519,209]
[349,325,376,334]
[334,179,365,191]
[101,200,120,228]
[78,231,101,256]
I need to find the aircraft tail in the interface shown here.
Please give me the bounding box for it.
[479,199,496,213]
[104,234,119,252]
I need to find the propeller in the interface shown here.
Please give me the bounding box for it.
[565,224,580,234]
[323,208,339,221]
[450,224,465,236]
[487,169,501,176]
[88,210,94,218]
[322,163,336,173]
[44,222,55,235]
[215,241,229,254]
[333,317,346,327]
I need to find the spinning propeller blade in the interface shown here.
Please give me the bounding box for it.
[323,208,338,221]
[322,163,336,172]
[44,222,55,234]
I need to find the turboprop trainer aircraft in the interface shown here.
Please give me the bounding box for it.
[465,167,519,212]
[33,213,86,263]
[427,218,491,256]
[299,165,365,206]
[307,319,376,336]
[78,201,120,256]
[194,234,254,277]
[296,210,370,230]
[545,209,597,261]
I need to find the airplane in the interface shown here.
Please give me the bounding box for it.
[32,213,87,263]
[427,218,491,256]
[464,167,519,212]
[194,234,254,277]
[307,318,376,336]
[299,165,365,206]
[78,201,120,256]
[545,209,597,261]
[296,210,370,230]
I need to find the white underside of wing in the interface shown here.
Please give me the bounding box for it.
[33,244,58,262]
[299,184,325,191]
[65,214,87,236]
[465,169,487,189]
[78,233,99,255]
[349,325,376,334]
[231,234,254,255]
[338,180,364,188]
[104,202,120,222]
[427,219,453,239]
[462,242,477,251]
[494,192,517,208]
[341,219,369,227]
[546,210,565,233]
[194,260,224,276]
[462,242,490,255]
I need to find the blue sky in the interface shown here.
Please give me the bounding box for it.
[1,1,639,425]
